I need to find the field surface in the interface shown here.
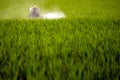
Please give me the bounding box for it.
[0,0,120,19]
[0,0,120,80]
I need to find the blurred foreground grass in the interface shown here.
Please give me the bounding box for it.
[0,18,120,80]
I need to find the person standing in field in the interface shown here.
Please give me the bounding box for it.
[29,5,40,18]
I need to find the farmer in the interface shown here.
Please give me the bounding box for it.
[29,5,40,18]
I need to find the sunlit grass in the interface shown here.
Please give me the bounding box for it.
[0,18,120,80]
[0,0,120,80]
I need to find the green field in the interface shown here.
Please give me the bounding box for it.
[0,0,120,80]
[0,0,120,19]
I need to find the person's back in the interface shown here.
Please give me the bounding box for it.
[29,5,39,18]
